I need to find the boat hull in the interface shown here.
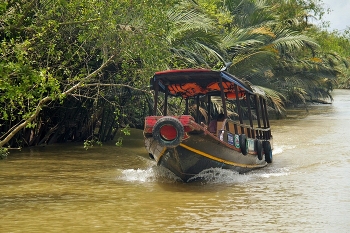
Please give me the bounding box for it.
[145,130,267,182]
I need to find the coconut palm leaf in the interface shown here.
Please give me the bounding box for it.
[253,85,286,113]
[225,0,277,28]
[165,1,226,68]
[270,29,319,55]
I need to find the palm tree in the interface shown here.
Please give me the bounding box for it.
[165,0,223,69]
[219,0,339,108]
[164,0,343,115]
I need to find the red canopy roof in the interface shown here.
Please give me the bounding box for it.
[150,69,253,98]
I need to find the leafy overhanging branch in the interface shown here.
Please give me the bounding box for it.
[0,55,115,148]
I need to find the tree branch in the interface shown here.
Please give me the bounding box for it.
[63,55,115,95]
[0,55,115,148]
[79,83,152,94]
[0,96,52,147]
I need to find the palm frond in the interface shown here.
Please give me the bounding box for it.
[271,28,319,53]
[253,85,286,113]
[167,2,216,43]
[229,50,277,77]
[227,0,277,28]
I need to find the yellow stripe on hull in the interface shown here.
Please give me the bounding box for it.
[156,147,168,166]
[179,143,266,169]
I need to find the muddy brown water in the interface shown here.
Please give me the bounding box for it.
[1,89,350,233]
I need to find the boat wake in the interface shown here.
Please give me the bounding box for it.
[117,166,182,183]
[117,150,291,184]
[188,168,247,184]
[117,165,291,184]
[272,144,294,155]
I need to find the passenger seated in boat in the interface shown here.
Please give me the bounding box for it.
[208,113,225,134]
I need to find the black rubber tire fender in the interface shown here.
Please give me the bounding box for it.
[152,117,184,148]
[239,134,248,155]
[148,153,155,160]
[255,139,263,160]
[263,141,273,163]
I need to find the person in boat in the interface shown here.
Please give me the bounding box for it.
[208,113,225,134]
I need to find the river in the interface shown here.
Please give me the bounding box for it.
[1,89,350,233]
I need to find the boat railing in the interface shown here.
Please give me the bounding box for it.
[218,118,271,140]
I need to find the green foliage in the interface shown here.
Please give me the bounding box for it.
[165,0,348,109]
[0,148,9,159]
[265,0,325,31]
[1,0,350,151]
[83,139,103,150]
[116,125,130,147]
[0,0,176,149]
[0,39,61,122]
[308,28,350,88]
[121,125,131,136]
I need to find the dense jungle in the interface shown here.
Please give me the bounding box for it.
[1,0,350,157]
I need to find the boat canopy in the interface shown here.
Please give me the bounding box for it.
[150,69,254,98]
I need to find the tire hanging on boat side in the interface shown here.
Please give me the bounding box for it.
[239,134,248,155]
[255,139,263,160]
[152,116,184,148]
[263,141,273,163]
[148,153,155,160]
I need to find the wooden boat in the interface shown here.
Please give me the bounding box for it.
[143,69,273,182]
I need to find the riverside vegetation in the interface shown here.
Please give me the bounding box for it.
[1,0,350,157]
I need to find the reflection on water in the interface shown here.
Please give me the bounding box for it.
[1,90,350,232]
